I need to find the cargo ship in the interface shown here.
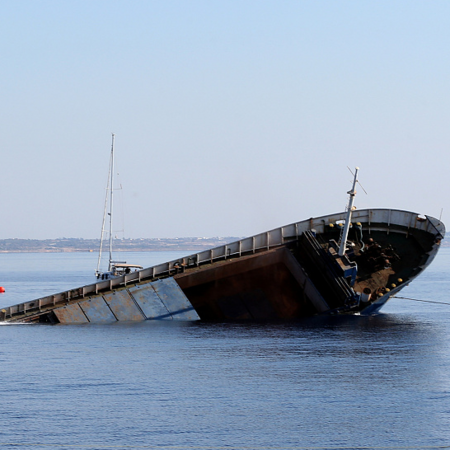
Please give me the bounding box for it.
[0,169,445,323]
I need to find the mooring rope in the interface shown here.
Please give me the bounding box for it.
[393,296,450,307]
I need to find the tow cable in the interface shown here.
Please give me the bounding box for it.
[393,296,450,307]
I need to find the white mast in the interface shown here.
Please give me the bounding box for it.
[338,167,359,257]
[96,134,115,276]
[108,133,115,272]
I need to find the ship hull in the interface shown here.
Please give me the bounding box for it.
[0,209,445,324]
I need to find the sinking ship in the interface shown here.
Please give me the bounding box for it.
[0,168,445,323]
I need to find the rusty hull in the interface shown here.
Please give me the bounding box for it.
[175,247,329,320]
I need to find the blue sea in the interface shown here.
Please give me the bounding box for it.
[0,249,450,450]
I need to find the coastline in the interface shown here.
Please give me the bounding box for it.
[0,237,242,253]
[1,235,448,253]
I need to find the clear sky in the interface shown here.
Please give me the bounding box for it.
[1,0,449,239]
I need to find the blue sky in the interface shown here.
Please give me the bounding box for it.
[1,0,449,239]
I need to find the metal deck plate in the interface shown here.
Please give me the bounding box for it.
[151,278,200,321]
[103,290,146,321]
[53,303,89,324]
[78,296,117,323]
[128,284,173,320]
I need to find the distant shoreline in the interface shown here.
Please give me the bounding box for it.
[0,237,242,253]
[0,235,447,253]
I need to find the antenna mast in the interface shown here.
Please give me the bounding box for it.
[338,167,359,256]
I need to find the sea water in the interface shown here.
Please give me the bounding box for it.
[0,249,449,450]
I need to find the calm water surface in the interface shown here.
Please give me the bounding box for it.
[0,249,449,450]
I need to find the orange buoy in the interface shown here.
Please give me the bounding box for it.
[0,287,5,293]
